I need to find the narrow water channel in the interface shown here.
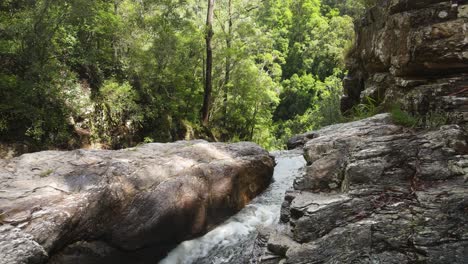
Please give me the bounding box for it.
[159,150,305,264]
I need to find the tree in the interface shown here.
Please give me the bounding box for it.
[0,0,365,151]
[223,0,233,128]
[201,0,215,126]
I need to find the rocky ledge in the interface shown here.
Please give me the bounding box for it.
[254,114,468,263]
[343,0,468,126]
[0,141,275,264]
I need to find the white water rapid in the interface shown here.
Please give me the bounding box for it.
[159,150,305,264]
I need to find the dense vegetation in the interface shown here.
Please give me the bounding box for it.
[0,0,372,150]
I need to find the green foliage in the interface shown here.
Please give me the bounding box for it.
[317,72,346,126]
[322,0,375,19]
[348,96,379,121]
[92,80,142,148]
[281,0,355,81]
[263,0,360,149]
[390,105,419,128]
[274,74,318,121]
[390,105,449,129]
[1,0,367,151]
[272,70,345,148]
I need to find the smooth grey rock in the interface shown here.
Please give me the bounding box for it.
[286,132,318,150]
[267,231,299,257]
[0,141,275,264]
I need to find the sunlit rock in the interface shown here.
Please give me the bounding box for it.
[254,114,468,263]
[0,141,274,264]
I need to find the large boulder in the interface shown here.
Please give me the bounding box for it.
[254,114,468,263]
[0,140,275,264]
[343,0,468,127]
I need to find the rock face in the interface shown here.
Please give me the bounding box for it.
[0,141,275,264]
[255,114,468,263]
[343,0,468,126]
[258,1,468,263]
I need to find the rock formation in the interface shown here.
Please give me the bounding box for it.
[254,114,467,263]
[255,1,468,262]
[342,0,468,128]
[0,141,275,264]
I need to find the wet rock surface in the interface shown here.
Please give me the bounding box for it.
[255,114,468,263]
[343,0,468,126]
[0,140,275,264]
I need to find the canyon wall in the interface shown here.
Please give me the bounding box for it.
[255,115,467,263]
[342,0,468,127]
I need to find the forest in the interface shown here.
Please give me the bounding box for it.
[0,0,375,150]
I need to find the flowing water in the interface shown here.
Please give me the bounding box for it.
[159,150,305,264]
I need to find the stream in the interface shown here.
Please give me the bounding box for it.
[159,150,305,264]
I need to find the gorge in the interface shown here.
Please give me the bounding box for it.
[1,0,467,263]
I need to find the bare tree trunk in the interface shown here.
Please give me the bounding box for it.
[223,0,232,128]
[201,0,215,126]
[113,0,120,60]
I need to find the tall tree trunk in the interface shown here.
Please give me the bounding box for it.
[113,0,120,60]
[223,0,232,128]
[201,0,215,126]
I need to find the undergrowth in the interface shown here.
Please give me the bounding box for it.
[347,99,451,130]
[390,105,418,127]
[347,96,381,121]
[390,104,450,129]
